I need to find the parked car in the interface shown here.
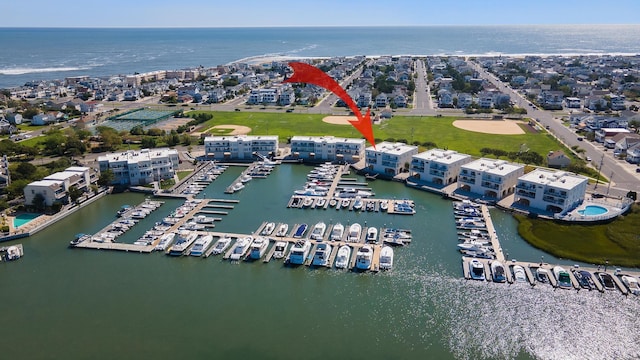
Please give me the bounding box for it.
[577,137,583,141]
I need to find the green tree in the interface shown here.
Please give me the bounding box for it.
[31,193,46,212]
[12,162,38,181]
[140,137,157,149]
[97,169,115,186]
[68,185,83,204]
[7,179,31,199]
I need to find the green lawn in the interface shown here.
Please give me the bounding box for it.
[515,204,640,267]
[177,170,192,180]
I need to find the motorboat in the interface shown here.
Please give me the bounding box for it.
[330,223,344,241]
[241,174,252,183]
[347,223,362,242]
[553,266,573,289]
[355,245,373,270]
[310,222,327,240]
[189,234,213,257]
[340,199,351,208]
[379,246,394,270]
[168,230,198,256]
[293,223,308,238]
[316,198,326,208]
[365,201,375,212]
[572,270,595,290]
[181,221,205,231]
[275,223,289,237]
[366,227,378,243]
[329,199,338,208]
[335,188,373,198]
[272,241,288,260]
[379,201,388,212]
[116,205,132,217]
[130,210,148,219]
[302,197,314,207]
[249,236,269,260]
[311,243,332,267]
[596,272,616,291]
[620,275,640,295]
[456,221,486,229]
[535,267,550,284]
[261,222,276,236]
[288,240,311,265]
[155,232,175,251]
[231,182,245,192]
[194,215,215,224]
[491,261,506,283]
[457,241,490,253]
[393,201,415,214]
[353,196,364,211]
[210,236,232,255]
[5,246,21,261]
[70,233,92,247]
[294,188,327,197]
[469,259,485,280]
[335,245,351,269]
[512,265,527,283]
[229,236,253,260]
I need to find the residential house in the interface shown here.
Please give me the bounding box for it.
[595,128,630,143]
[625,143,640,164]
[564,97,581,108]
[546,150,572,168]
[612,133,640,155]
[375,93,388,108]
[514,169,588,214]
[365,142,418,176]
[410,149,472,185]
[438,89,453,108]
[457,93,473,108]
[610,94,626,110]
[538,90,564,110]
[458,158,524,199]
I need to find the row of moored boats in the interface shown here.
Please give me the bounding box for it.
[453,200,495,259]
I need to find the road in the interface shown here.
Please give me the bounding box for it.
[469,60,640,193]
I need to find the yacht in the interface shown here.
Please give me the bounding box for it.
[330,223,344,241]
[168,230,198,256]
[275,223,289,237]
[229,236,253,260]
[620,275,640,295]
[355,245,373,270]
[293,223,308,238]
[336,188,373,198]
[288,240,311,265]
[189,234,213,257]
[309,222,327,241]
[272,241,288,260]
[553,266,573,289]
[194,215,215,224]
[335,245,351,269]
[241,174,252,183]
[469,259,485,280]
[491,261,506,283]
[155,232,175,251]
[365,227,378,243]
[347,223,362,242]
[457,241,490,253]
[210,236,232,255]
[294,188,327,197]
[379,246,394,270]
[311,243,332,267]
[261,222,276,236]
[249,236,269,260]
[512,265,527,283]
[535,268,550,284]
[70,233,92,247]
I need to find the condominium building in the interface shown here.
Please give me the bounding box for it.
[24,166,97,206]
[365,142,418,176]
[98,148,179,185]
[515,169,588,213]
[458,158,524,199]
[204,135,278,161]
[290,136,365,163]
[410,149,472,185]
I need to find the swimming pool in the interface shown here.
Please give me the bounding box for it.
[578,205,609,216]
[13,213,41,228]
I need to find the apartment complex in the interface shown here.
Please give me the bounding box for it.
[290,136,365,163]
[98,148,179,186]
[23,166,97,206]
[458,158,524,199]
[410,149,472,185]
[204,135,279,161]
[365,142,419,176]
[515,169,588,213]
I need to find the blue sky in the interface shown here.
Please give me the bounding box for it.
[3,0,639,27]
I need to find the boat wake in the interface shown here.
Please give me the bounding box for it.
[0,66,92,75]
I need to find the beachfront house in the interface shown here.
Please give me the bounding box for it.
[98,148,179,186]
[204,135,278,161]
[365,142,418,177]
[457,158,524,199]
[514,169,588,214]
[410,149,472,185]
[290,136,365,163]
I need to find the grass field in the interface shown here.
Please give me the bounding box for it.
[515,204,640,267]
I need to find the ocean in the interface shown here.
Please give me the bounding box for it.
[1,25,639,88]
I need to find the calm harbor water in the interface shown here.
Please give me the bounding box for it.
[2,164,639,359]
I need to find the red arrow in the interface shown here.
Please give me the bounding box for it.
[283,62,376,148]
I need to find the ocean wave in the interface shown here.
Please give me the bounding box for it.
[0,66,92,75]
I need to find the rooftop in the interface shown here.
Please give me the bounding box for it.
[413,149,471,165]
[519,168,587,190]
[462,158,524,176]
[366,141,418,155]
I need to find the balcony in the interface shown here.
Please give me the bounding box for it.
[516,189,536,198]
[482,176,502,184]
[459,176,475,184]
[544,189,567,198]
[481,181,499,190]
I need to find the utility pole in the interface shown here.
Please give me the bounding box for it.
[594,153,604,191]
[606,171,613,196]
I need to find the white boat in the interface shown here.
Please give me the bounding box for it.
[330,223,344,241]
[155,232,175,251]
[553,266,573,289]
[469,259,485,280]
[189,234,213,257]
[272,241,288,260]
[195,215,215,224]
[231,182,245,192]
[229,236,253,260]
[287,240,311,265]
[311,243,332,267]
[336,188,373,198]
[379,201,388,212]
[241,174,252,183]
[169,230,198,256]
[355,245,373,270]
[261,222,276,235]
[249,236,269,260]
[181,221,205,231]
[310,222,327,240]
[130,210,148,219]
[536,268,550,284]
[335,245,351,269]
[621,275,640,295]
[366,227,378,243]
[5,245,22,261]
[347,223,362,242]
[316,198,326,207]
[294,188,327,197]
[457,241,490,252]
[329,199,338,208]
[341,199,351,208]
[302,197,314,207]
[512,265,527,283]
[275,223,289,237]
[491,261,506,283]
[353,196,363,210]
[379,246,394,270]
[210,236,232,255]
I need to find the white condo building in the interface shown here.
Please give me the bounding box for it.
[24,166,97,206]
[290,136,365,163]
[410,149,472,185]
[204,135,278,161]
[458,158,524,199]
[515,169,588,213]
[98,148,179,186]
[365,142,418,176]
